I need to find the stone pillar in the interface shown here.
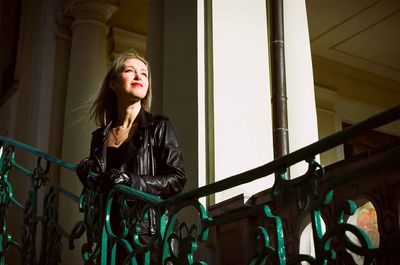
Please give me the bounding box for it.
[284,0,319,176]
[59,1,118,263]
[60,0,117,189]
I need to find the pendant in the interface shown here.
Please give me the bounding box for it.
[115,140,120,145]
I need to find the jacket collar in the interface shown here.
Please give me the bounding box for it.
[137,107,155,129]
[95,107,155,139]
[91,107,155,172]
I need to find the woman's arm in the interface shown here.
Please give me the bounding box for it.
[125,118,186,198]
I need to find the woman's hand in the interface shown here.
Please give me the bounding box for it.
[76,157,95,185]
[103,169,131,186]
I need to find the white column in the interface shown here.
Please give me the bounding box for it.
[60,0,117,188]
[212,0,273,203]
[59,1,117,264]
[284,0,319,176]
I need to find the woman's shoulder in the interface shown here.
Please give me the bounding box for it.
[143,111,176,133]
[151,114,173,133]
[142,109,170,126]
[153,113,170,121]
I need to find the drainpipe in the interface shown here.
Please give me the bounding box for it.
[269,0,290,178]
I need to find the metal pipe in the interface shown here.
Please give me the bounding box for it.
[269,0,290,178]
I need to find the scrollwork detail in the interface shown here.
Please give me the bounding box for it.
[249,205,286,265]
[21,156,51,265]
[287,193,378,264]
[272,158,324,212]
[39,187,62,265]
[0,145,14,263]
[161,200,210,265]
[79,186,104,264]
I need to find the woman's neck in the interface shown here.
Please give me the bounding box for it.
[116,102,141,128]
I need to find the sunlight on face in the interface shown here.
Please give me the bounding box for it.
[112,58,149,104]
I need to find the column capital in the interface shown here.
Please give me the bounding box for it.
[62,0,119,23]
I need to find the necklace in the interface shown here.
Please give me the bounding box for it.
[110,126,134,145]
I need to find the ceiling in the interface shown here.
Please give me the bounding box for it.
[110,0,400,86]
[109,0,148,35]
[306,0,400,84]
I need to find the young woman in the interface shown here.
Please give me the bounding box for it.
[76,50,186,263]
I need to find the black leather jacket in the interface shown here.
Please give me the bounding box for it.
[89,107,186,199]
[81,108,185,256]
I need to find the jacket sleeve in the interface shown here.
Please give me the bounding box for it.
[77,128,105,187]
[126,118,186,198]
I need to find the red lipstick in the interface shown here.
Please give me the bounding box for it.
[132,82,143,87]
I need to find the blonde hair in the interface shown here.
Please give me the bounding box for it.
[90,50,152,126]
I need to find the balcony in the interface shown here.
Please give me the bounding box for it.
[0,105,399,264]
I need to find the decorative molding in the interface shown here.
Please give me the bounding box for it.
[112,27,146,52]
[315,86,338,104]
[333,97,400,137]
[309,0,382,42]
[312,55,400,91]
[71,19,109,33]
[316,107,335,115]
[62,0,119,23]
[314,82,400,136]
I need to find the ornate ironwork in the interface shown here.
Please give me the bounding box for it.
[80,186,104,264]
[161,200,210,265]
[0,145,19,264]
[272,158,324,211]
[22,157,50,265]
[249,206,286,265]
[0,104,398,264]
[39,187,62,265]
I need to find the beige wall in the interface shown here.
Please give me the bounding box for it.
[314,57,400,109]
[316,108,342,166]
[314,58,400,166]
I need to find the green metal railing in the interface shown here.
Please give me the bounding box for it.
[0,104,399,264]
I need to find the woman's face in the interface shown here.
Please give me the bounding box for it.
[112,58,149,104]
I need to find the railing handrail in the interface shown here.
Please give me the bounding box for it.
[1,104,399,207]
[1,104,399,265]
[162,104,400,205]
[0,136,76,171]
